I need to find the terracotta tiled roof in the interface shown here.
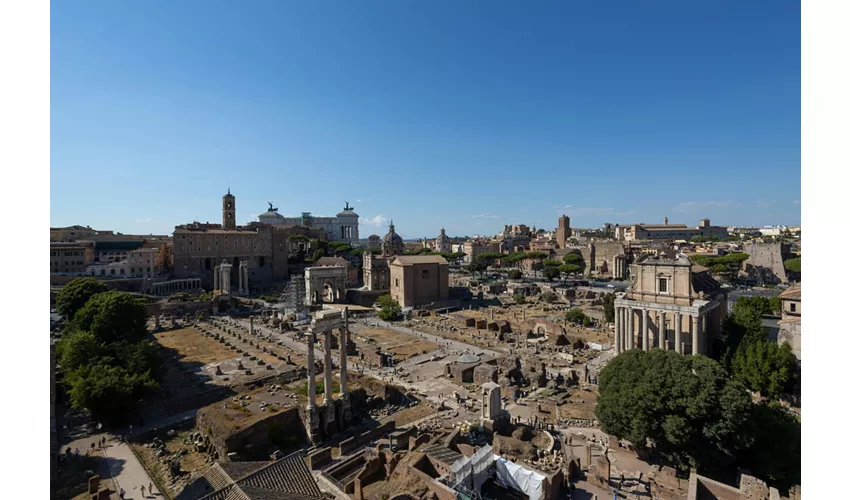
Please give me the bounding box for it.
[316,257,350,267]
[779,284,801,300]
[219,462,271,481]
[181,452,322,500]
[390,255,449,266]
[238,452,322,498]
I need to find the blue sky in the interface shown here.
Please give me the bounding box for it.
[51,1,800,239]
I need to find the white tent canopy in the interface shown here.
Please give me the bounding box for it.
[493,455,545,500]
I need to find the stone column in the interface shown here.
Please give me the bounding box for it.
[701,314,708,355]
[641,309,649,351]
[249,316,254,336]
[659,311,666,350]
[307,329,316,409]
[675,313,682,354]
[221,263,232,295]
[626,308,633,350]
[324,330,333,404]
[614,307,621,353]
[154,314,160,330]
[340,308,349,397]
[693,314,702,356]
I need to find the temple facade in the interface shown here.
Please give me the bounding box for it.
[613,254,727,356]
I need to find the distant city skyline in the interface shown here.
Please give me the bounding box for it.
[51,1,800,237]
[51,193,800,242]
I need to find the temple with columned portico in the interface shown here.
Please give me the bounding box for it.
[613,254,727,356]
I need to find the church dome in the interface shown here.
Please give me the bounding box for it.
[383,221,403,245]
[436,227,448,242]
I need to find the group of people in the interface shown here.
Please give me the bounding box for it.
[118,481,154,499]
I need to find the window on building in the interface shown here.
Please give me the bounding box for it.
[259,256,265,267]
[395,279,399,287]
[790,303,796,312]
[422,269,430,279]
[658,277,669,294]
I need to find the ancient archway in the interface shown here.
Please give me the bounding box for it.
[305,266,347,306]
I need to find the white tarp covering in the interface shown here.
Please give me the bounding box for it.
[493,455,545,500]
[471,445,494,491]
[450,455,472,488]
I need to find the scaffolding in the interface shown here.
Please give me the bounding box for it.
[279,275,306,316]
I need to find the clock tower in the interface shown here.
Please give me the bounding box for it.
[222,189,236,229]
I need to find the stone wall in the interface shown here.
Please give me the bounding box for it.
[197,405,308,461]
[741,243,793,284]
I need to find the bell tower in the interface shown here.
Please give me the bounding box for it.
[222,189,236,229]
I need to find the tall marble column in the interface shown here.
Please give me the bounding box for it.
[307,329,316,409]
[659,311,667,350]
[641,309,649,351]
[626,308,633,350]
[675,313,682,354]
[693,314,702,356]
[324,330,333,404]
[614,307,621,353]
[214,265,220,291]
[340,308,349,397]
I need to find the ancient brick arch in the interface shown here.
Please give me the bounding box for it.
[519,319,566,338]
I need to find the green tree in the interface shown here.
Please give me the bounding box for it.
[710,263,730,275]
[732,341,799,401]
[562,253,583,264]
[468,261,487,277]
[65,364,158,423]
[515,294,526,305]
[602,293,616,324]
[597,350,754,478]
[542,266,561,282]
[558,264,582,276]
[543,259,562,267]
[332,244,353,255]
[71,292,149,344]
[768,295,782,314]
[714,296,771,369]
[56,330,106,372]
[565,308,589,325]
[783,258,801,273]
[738,402,801,489]
[540,292,558,303]
[376,294,401,321]
[56,278,108,320]
[508,269,522,280]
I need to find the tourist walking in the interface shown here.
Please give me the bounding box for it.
[141,485,146,497]
[119,487,125,499]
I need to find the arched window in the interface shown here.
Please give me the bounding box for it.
[205,258,211,270]
[259,256,265,267]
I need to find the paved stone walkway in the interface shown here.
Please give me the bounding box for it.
[102,438,160,499]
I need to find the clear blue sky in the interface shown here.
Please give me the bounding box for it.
[51,0,800,239]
